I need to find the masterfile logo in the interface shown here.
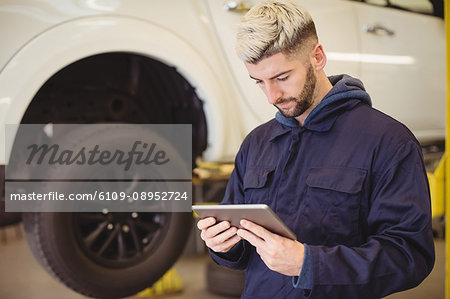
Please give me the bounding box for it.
[25,141,170,171]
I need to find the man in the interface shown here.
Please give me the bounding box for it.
[197,1,435,298]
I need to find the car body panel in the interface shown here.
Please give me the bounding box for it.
[354,2,445,141]
[0,0,445,162]
[0,0,252,163]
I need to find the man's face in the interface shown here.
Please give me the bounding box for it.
[245,52,317,118]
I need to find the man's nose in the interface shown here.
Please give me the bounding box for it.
[265,83,282,105]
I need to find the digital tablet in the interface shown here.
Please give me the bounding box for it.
[192,204,297,240]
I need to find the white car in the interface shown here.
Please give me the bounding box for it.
[0,0,444,297]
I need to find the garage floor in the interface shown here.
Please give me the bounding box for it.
[0,223,444,299]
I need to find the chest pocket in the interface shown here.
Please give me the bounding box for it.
[243,168,274,204]
[301,167,367,245]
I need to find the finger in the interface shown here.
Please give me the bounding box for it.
[197,217,216,230]
[203,221,231,239]
[204,226,237,246]
[237,228,265,248]
[219,234,242,252]
[240,219,274,241]
[210,231,242,252]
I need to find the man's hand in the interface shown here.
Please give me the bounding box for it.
[237,219,304,276]
[197,217,242,253]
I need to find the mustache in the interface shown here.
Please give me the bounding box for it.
[275,97,297,105]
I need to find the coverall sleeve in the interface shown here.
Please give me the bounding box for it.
[208,139,253,270]
[306,140,435,298]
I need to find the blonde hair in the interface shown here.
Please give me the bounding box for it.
[236,0,318,63]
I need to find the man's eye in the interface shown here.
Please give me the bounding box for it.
[277,76,288,81]
[255,80,263,85]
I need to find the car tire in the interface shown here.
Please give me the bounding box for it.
[23,211,192,298]
[206,259,245,297]
[0,212,21,227]
[19,124,193,298]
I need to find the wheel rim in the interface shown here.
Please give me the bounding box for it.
[73,212,170,268]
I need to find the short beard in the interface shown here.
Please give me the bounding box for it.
[274,64,316,118]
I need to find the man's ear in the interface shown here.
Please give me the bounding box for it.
[310,43,327,70]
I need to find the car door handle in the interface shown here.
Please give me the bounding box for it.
[363,24,395,36]
[224,1,251,13]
